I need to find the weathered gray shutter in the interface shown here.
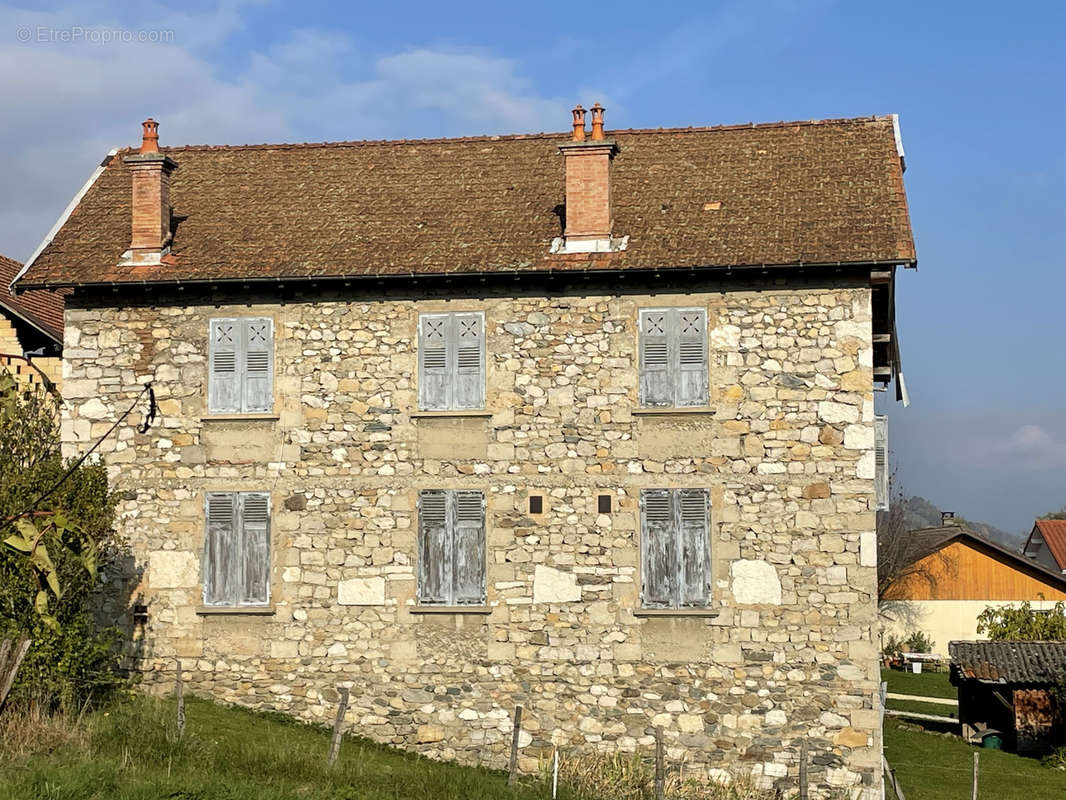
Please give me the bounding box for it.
[640,489,675,608]
[678,489,710,606]
[419,315,450,411]
[451,491,485,605]
[875,415,889,511]
[209,319,240,413]
[203,492,238,606]
[240,492,271,605]
[639,310,671,407]
[453,313,485,410]
[677,309,708,407]
[242,318,274,413]
[418,490,449,604]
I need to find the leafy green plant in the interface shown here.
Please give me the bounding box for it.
[904,631,932,654]
[976,602,1066,641]
[883,634,906,658]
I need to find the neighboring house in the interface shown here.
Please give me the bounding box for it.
[0,253,64,391]
[882,526,1066,655]
[951,640,1066,753]
[14,109,916,794]
[1022,519,1066,573]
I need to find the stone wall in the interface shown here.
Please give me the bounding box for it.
[62,277,882,797]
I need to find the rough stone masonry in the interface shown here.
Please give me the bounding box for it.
[62,275,881,796]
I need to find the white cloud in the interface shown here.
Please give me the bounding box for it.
[0,3,583,261]
[989,424,1066,470]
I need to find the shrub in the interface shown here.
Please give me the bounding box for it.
[977,602,1066,641]
[904,631,932,654]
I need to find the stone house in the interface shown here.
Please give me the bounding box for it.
[1,253,64,391]
[15,107,915,796]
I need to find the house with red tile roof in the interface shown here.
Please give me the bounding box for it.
[13,108,915,795]
[1023,519,1066,573]
[0,253,65,390]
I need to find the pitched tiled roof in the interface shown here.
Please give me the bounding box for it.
[17,116,915,288]
[1032,520,1066,570]
[0,254,64,342]
[950,641,1066,684]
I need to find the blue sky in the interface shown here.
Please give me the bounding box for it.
[1,1,1064,534]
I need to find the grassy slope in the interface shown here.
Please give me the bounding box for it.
[881,668,959,719]
[0,695,559,800]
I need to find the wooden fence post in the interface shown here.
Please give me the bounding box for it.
[328,686,350,767]
[883,755,906,800]
[551,748,559,799]
[0,638,31,712]
[654,726,665,800]
[799,739,808,800]
[175,658,185,738]
[971,751,979,800]
[507,704,523,786]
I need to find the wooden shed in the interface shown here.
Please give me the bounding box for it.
[950,640,1066,753]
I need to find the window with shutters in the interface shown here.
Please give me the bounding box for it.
[640,488,711,608]
[418,312,485,411]
[874,415,889,511]
[208,318,274,413]
[417,489,486,606]
[203,491,271,607]
[638,308,708,408]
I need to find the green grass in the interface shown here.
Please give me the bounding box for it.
[0,695,561,800]
[881,667,956,699]
[884,718,1066,800]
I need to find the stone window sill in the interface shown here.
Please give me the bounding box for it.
[411,605,493,615]
[200,413,280,422]
[633,607,719,618]
[632,407,716,416]
[410,410,493,419]
[196,605,276,616]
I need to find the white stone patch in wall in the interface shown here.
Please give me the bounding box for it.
[533,565,581,604]
[817,401,859,424]
[338,576,385,605]
[710,324,741,349]
[149,551,198,589]
[860,532,877,567]
[834,320,868,342]
[856,451,876,480]
[79,398,110,420]
[843,424,874,450]
[730,560,782,605]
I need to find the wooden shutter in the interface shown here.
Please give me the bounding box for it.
[639,310,672,407]
[678,489,710,606]
[676,309,708,407]
[451,491,485,605]
[240,492,271,605]
[209,319,240,413]
[453,313,485,410]
[243,318,274,413]
[875,415,889,511]
[418,490,449,604]
[203,492,238,606]
[640,489,675,608]
[419,314,450,411]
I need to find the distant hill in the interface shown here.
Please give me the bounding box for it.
[904,496,1025,551]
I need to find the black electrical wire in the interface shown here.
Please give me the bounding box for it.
[3,382,156,524]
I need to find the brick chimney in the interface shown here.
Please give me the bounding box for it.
[122,118,177,265]
[554,103,625,254]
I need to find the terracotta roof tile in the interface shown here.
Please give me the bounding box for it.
[1034,520,1066,570]
[17,116,916,288]
[0,254,65,341]
[950,641,1066,684]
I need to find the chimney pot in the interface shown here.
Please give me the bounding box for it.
[570,105,587,142]
[140,118,160,153]
[590,103,606,141]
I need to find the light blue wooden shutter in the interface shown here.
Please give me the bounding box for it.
[203,492,238,606]
[678,489,710,606]
[242,319,274,413]
[418,490,449,604]
[677,309,708,407]
[640,489,675,608]
[875,415,889,511]
[639,310,671,407]
[453,313,485,410]
[419,315,450,411]
[240,492,271,605]
[209,319,240,413]
[451,491,485,605]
